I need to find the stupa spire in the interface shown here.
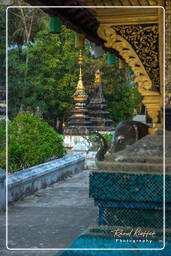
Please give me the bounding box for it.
[76,66,84,92]
[64,49,91,135]
[88,68,114,131]
[73,50,88,101]
[94,69,102,84]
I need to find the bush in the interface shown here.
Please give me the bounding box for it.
[6,112,66,172]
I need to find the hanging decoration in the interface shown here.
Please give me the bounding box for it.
[119,58,126,69]
[107,53,117,64]
[75,33,85,49]
[48,16,61,33]
[93,46,104,59]
[128,65,134,75]
[77,50,83,65]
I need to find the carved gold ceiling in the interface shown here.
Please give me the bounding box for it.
[79,0,164,25]
[79,0,164,7]
[79,1,164,25]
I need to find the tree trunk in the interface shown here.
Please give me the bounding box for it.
[58,117,64,134]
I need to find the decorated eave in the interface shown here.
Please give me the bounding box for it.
[26,0,165,92]
[26,0,103,44]
[25,0,167,57]
[25,0,120,56]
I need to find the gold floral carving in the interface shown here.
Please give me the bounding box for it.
[97,24,162,128]
[97,24,159,97]
[113,24,159,91]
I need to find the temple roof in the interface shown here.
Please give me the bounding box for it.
[26,0,103,47]
[26,0,165,54]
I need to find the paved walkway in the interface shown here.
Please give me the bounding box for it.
[0,170,98,256]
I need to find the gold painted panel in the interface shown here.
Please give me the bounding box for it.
[91,7,159,25]
[113,24,160,91]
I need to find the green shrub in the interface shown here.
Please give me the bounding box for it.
[7,112,66,172]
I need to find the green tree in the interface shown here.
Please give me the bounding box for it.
[9,27,80,132]
[8,4,49,108]
[100,56,141,123]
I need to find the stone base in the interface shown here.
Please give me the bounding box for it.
[97,204,171,229]
[89,169,171,234]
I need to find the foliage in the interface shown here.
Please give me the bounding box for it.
[100,133,113,146]
[8,5,48,47]
[100,56,141,124]
[0,120,6,151]
[83,133,113,151]
[8,27,79,131]
[0,6,6,89]
[0,120,6,169]
[4,112,66,172]
[104,81,141,123]
[26,28,78,125]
